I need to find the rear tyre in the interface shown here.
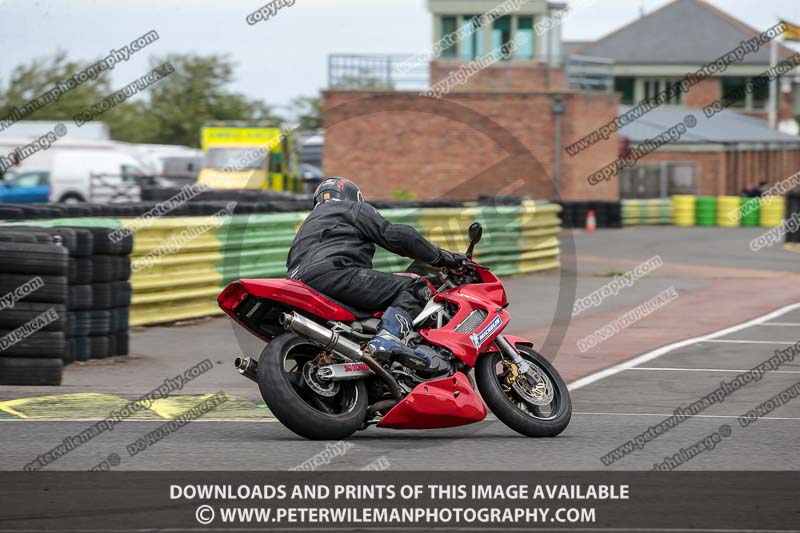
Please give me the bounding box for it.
[476,344,571,438]
[257,332,367,440]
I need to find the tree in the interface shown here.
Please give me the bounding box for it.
[138,54,277,147]
[0,52,279,147]
[0,51,114,124]
[290,96,322,130]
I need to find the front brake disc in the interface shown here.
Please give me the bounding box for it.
[512,365,554,406]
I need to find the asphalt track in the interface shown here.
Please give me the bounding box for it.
[1,227,798,471]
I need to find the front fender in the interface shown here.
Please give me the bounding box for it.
[484,335,534,354]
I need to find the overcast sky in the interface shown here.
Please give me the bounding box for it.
[1,0,798,116]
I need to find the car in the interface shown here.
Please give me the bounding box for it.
[300,163,324,194]
[0,170,50,204]
[47,150,147,203]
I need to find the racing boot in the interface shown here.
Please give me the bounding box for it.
[366,307,447,375]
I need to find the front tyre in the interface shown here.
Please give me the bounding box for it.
[258,332,368,440]
[476,344,571,437]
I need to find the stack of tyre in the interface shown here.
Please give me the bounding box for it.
[0,228,73,385]
[74,227,133,360]
[787,192,800,243]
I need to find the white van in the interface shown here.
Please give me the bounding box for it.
[48,150,147,203]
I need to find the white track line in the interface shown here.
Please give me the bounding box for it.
[627,367,800,374]
[0,418,279,423]
[568,302,800,391]
[759,322,800,326]
[573,412,800,421]
[703,339,797,345]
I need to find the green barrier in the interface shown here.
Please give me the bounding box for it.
[622,199,671,225]
[5,205,562,326]
[695,196,717,226]
[740,198,760,227]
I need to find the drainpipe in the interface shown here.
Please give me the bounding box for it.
[552,96,565,199]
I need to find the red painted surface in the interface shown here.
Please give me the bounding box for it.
[420,266,510,367]
[377,372,486,429]
[236,278,357,321]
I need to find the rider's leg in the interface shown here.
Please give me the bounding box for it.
[301,267,447,374]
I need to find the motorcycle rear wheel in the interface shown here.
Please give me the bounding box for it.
[476,345,571,437]
[258,332,368,440]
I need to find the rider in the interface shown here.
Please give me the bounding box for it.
[286,177,467,374]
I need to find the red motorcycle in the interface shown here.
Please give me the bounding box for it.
[218,222,571,440]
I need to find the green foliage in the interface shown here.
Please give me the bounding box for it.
[290,96,322,130]
[392,189,416,201]
[0,52,278,147]
[0,52,112,122]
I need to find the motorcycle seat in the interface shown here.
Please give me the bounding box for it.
[320,293,378,320]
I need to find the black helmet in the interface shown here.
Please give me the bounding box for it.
[313,177,364,207]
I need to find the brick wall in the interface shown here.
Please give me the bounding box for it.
[636,148,800,196]
[684,77,722,110]
[429,61,564,93]
[683,76,795,122]
[322,89,620,202]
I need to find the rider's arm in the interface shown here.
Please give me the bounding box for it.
[351,203,444,264]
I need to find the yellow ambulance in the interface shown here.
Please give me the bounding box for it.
[197,122,299,191]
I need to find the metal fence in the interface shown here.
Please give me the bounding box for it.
[564,55,614,92]
[328,54,429,91]
[620,162,700,199]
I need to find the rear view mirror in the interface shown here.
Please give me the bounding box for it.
[468,222,483,245]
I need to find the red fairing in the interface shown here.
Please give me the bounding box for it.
[237,279,357,321]
[419,269,510,367]
[377,372,486,429]
[486,335,535,353]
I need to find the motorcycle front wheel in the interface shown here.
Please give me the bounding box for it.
[258,332,368,440]
[475,345,571,437]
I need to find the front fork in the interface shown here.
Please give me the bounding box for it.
[495,336,532,374]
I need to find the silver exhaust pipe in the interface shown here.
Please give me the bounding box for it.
[280,312,404,401]
[234,356,258,383]
[280,312,363,361]
[317,362,373,381]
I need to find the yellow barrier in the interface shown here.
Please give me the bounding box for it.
[717,196,741,227]
[672,195,696,226]
[124,205,563,326]
[760,198,785,227]
[517,202,562,273]
[122,217,224,327]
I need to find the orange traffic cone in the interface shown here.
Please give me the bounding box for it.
[586,210,597,232]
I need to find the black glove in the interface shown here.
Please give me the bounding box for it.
[433,250,468,270]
